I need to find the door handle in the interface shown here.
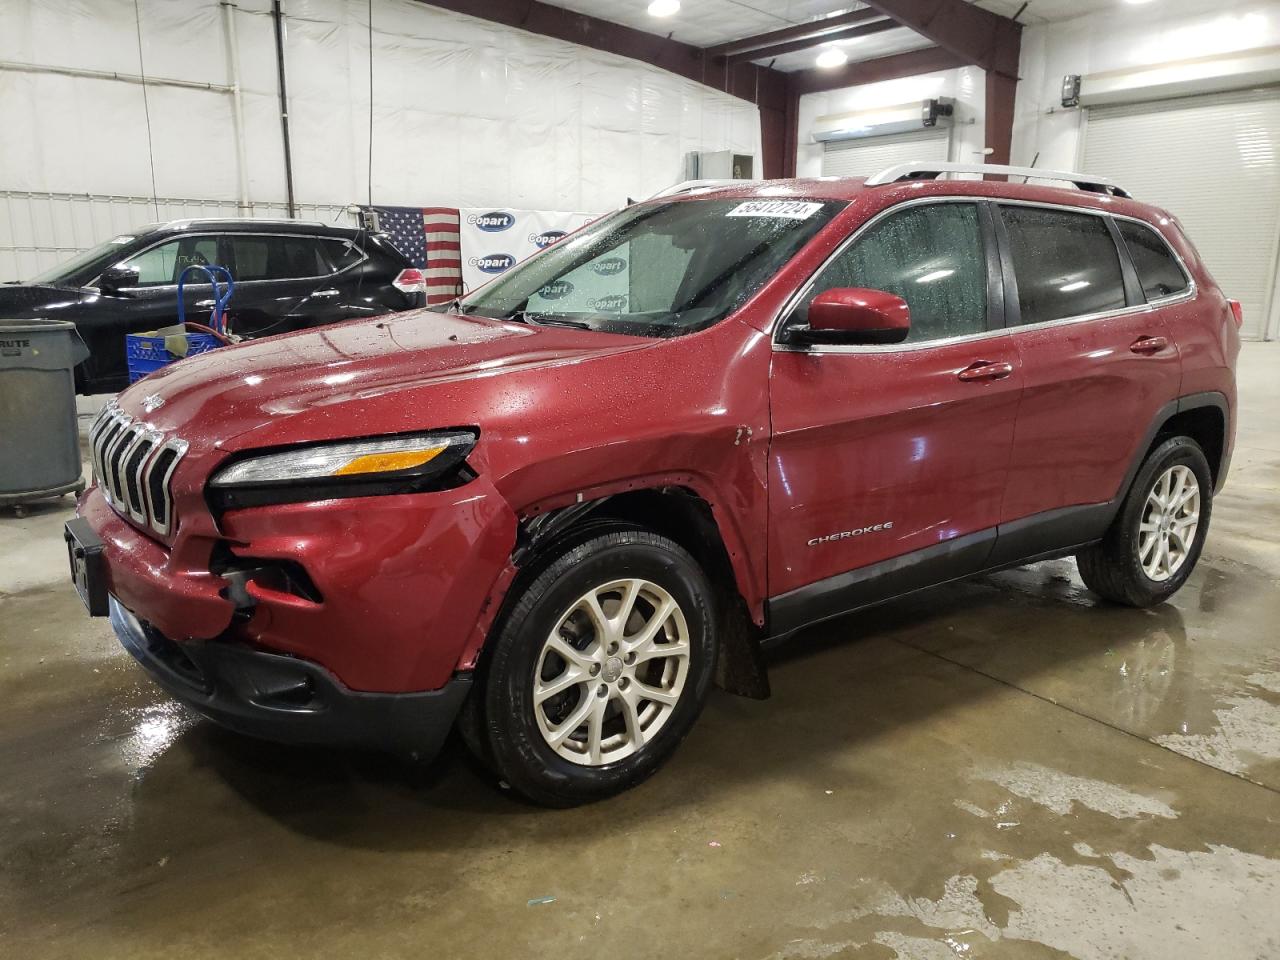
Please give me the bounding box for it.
[313,288,340,298]
[957,360,1014,382]
[1130,335,1169,354]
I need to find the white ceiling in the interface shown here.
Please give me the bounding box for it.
[545,1,1230,58]
[754,26,935,72]
[547,1,865,49]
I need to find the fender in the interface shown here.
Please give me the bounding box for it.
[452,472,767,673]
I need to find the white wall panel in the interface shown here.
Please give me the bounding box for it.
[795,67,986,179]
[0,0,760,281]
[1010,0,1280,173]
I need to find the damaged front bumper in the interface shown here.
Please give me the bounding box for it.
[110,597,471,757]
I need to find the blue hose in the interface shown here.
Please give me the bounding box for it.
[177,264,235,335]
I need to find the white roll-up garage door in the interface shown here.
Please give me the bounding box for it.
[1083,87,1280,340]
[821,129,951,179]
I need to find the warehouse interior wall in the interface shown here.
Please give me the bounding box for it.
[1010,0,1280,169]
[0,0,761,281]
[792,67,988,179]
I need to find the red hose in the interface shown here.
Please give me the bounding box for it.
[183,321,235,345]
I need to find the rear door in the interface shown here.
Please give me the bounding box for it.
[219,233,332,338]
[990,203,1183,564]
[767,199,1022,631]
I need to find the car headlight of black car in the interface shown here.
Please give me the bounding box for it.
[207,430,478,510]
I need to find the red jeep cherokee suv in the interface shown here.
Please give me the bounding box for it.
[67,164,1240,806]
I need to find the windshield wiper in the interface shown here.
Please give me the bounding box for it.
[510,311,591,330]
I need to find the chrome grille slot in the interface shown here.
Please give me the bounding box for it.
[91,403,188,537]
[142,440,187,536]
[122,433,158,521]
[102,415,135,505]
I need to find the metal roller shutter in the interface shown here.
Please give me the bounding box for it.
[821,129,951,179]
[1083,87,1280,340]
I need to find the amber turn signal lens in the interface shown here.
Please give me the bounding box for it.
[333,447,445,476]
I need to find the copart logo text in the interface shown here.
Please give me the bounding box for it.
[470,254,516,273]
[468,211,515,232]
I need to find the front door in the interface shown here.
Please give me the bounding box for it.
[767,200,1022,633]
[79,233,220,390]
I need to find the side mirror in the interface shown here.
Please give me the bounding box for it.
[793,287,910,346]
[98,264,140,295]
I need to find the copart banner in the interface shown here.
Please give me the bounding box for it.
[459,208,596,292]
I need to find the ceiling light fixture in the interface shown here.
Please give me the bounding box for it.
[815,47,848,69]
[647,0,680,17]
[1122,0,1157,4]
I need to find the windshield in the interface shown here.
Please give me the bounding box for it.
[26,234,143,286]
[456,198,844,337]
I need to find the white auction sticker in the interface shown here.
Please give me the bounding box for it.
[726,200,823,220]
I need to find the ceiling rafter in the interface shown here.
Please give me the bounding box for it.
[706,8,882,58]
[859,0,1023,77]
[726,19,901,66]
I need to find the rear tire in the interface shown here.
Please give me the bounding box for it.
[471,528,718,807]
[1076,436,1212,607]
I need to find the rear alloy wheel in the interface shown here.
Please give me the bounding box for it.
[474,528,717,806]
[1137,464,1201,582]
[1077,436,1212,607]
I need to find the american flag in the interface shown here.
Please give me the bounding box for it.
[369,205,462,304]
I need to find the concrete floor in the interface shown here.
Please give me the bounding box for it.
[2,345,1279,960]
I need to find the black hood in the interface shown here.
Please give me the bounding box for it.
[0,284,89,318]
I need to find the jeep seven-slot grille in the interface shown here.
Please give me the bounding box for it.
[89,404,188,537]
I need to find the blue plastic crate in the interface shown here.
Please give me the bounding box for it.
[125,331,223,383]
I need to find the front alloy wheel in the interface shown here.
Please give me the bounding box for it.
[472,527,717,806]
[534,578,691,766]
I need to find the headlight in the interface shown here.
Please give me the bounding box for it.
[208,430,477,509]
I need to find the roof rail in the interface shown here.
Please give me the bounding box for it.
[160,217,329,229]
[646,179,742,200]
[865,162,1132,199]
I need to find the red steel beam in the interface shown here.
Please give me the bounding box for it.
[858,0,1022,78]
[985,71,1018,166]
[707,8,881,58]
[726,19,900,65]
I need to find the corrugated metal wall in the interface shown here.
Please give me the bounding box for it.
[1084,87,1280,340]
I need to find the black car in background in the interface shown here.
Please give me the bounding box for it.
[0,219,425,394]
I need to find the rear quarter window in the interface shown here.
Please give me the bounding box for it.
[1117,220,1190,300]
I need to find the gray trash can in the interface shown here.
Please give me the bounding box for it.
[0,319,90,509]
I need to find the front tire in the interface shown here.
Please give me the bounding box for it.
[474,528,718,806]
[1076,436,1212,607]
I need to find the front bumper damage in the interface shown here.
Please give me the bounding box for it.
[110,597,471,756]
[75,470,520,755]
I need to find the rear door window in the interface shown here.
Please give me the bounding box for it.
[224,235,328,281]
[1117,220,1190,301]
[1000,206,1127,325]
[795,202,989,343]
